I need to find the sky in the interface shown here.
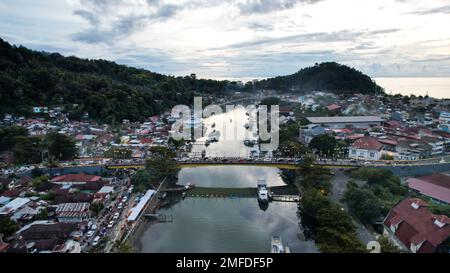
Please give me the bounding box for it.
[1,0,450,80]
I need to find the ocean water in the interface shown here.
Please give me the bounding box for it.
[374,77,450,99]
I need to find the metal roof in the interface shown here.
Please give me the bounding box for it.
[307,116,383,124]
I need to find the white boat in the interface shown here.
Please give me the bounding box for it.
[257,179,269,203]
[271,236,284,253]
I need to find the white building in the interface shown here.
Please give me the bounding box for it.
[307,116,383,129]
[348,136,384,160]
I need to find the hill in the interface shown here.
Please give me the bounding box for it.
[0,38,234,123]
[255,62,384,94]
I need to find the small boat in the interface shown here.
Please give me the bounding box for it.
[158,192,167,200]
[185,182,195,190]
[257,179,269,203]
[182,192,186,199]
[271,236,284,253]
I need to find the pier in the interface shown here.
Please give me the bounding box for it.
[270,195,300,202]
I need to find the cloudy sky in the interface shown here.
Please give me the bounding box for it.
[1,0,450,79]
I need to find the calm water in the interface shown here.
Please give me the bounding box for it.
[374,77,450,99]
[191,107,258,158]
[178,166,286,188]
[137,198,317,253]
[136,108,317,253]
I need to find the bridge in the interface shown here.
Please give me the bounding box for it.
[104,156,450,170]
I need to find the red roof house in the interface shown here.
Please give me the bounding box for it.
[383,198,450,253]
[51,174,101,185]
[349,136,384,160]
[407,173,450,204]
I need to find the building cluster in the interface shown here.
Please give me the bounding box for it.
[1,106,175,168]
[0,172,135,253]
[296,93,450,160]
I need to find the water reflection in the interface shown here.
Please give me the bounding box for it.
[137,198,318,253]
[178,166,286,188]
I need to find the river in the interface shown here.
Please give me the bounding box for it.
[136,107,317,253]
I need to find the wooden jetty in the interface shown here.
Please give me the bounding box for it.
[270,195,300,202]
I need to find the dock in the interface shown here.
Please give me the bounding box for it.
[270,195,300,202]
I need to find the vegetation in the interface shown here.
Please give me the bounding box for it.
[377,236,404,253]
[295,158,366,252]
[0,125,28,152]
[10,132,76,164]
[309,134,338,157]
[256,62,383,94]
[45,132,77,160]
[299,189,366,253]
[145,146,177,180]
[131,169,159,192]
[0,216,19,237]
[343,168,408,224]
[90,202,105,216]
[0,38,235,123]
[104,147,132,159]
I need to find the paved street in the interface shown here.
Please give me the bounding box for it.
[330,170,376,245]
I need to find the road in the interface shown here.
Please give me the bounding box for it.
[330,170,376,246]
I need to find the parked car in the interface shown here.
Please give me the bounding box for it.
[113,212,120,219]
[107,221,115,228]
[92,236,100,246]
[86,230,95,237]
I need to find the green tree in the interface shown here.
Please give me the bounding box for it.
[45,132,77,160]
[0,216,19,236]
[90,202,104,216]
[104,147,132,159]
[0,125,28,152]
[342,184,384,223]
[145,146,177,179]
[12,136,42,164]
[309,134,337,157]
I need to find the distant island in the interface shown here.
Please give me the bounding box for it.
[0,38,382,123]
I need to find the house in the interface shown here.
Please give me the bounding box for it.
[307,116,383,129]
[438,112,450,132]
[383,198,450,253]
[407,173,450,204]
[0,197,31,216]
[50,174,102,186]
[9,221,78,253]
[396,139,431,160]
[326,104,341,115]
[348,136,384,160]
[56,203,90,223]
[299,124,326,144]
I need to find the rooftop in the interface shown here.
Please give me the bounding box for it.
[351,136,384,151]
[307,116,383,124]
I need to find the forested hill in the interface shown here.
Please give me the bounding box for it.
[0,38,233,123]
[255,62,384,94]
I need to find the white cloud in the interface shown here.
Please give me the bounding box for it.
[0,0,449,77]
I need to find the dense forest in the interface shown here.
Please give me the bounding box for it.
[0,38,383,123]
[256,62,384,94]
[0,38,235,123]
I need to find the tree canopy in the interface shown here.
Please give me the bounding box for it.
[256,62,383,94]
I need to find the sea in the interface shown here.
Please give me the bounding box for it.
[372,77,449,99]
